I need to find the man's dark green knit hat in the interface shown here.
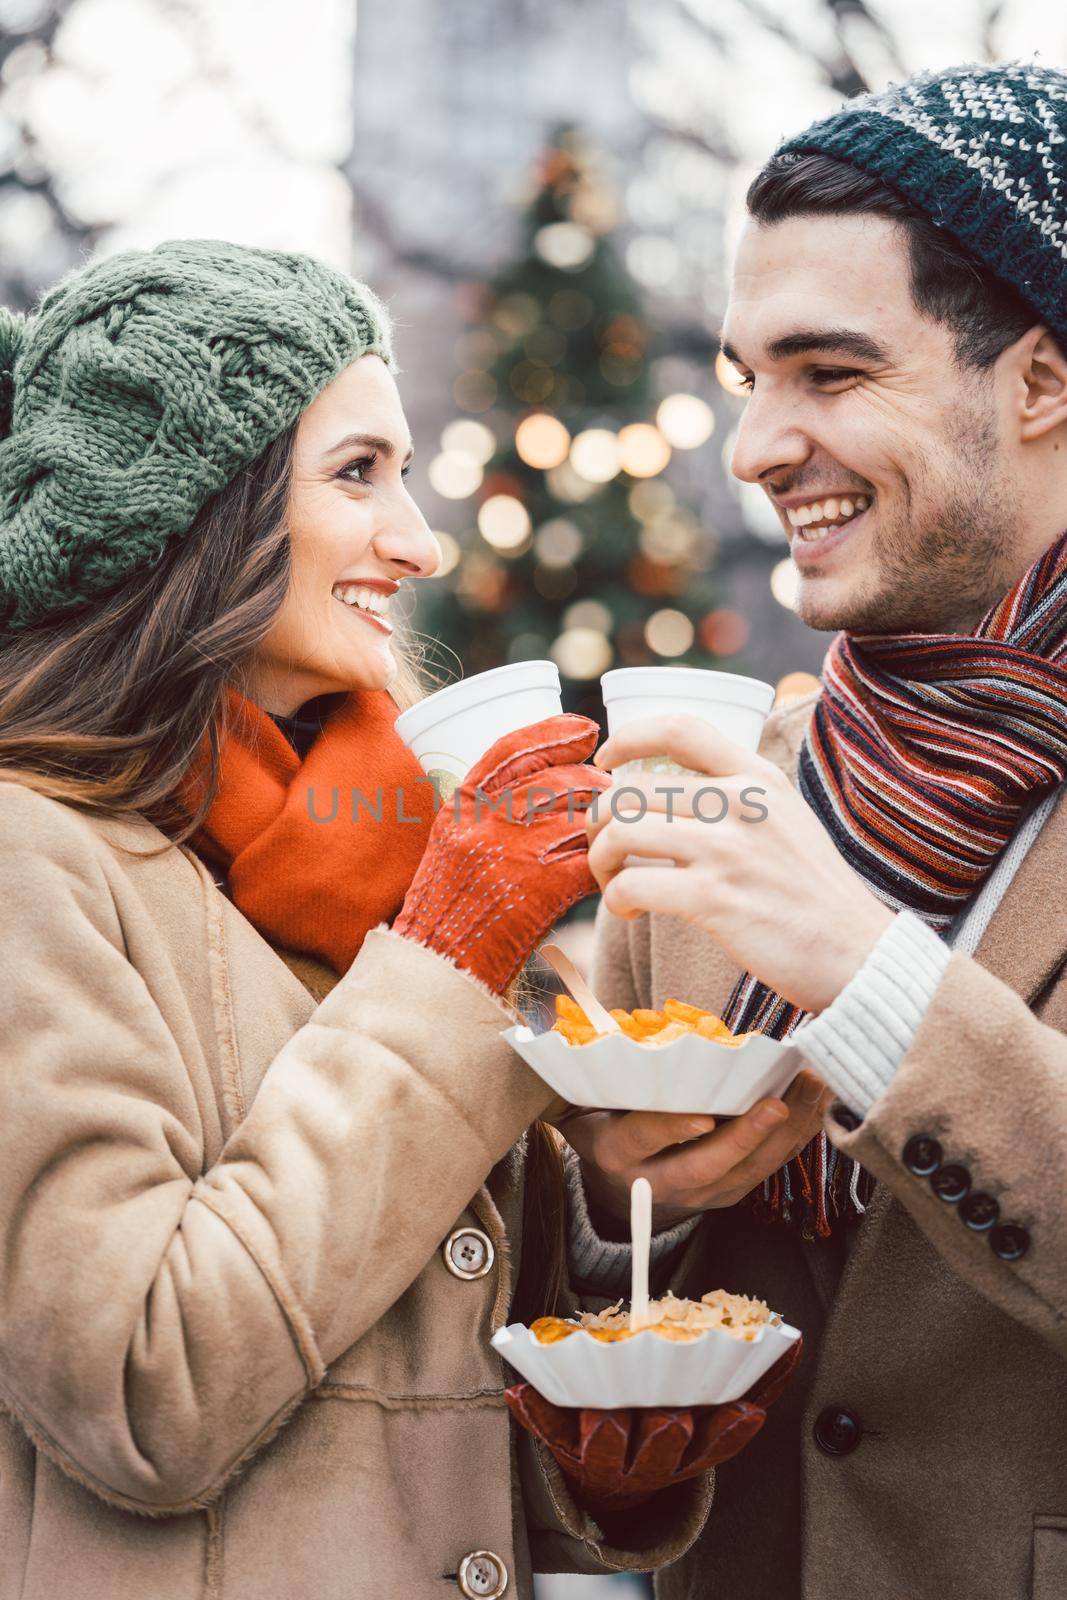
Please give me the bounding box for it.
[775,60,1067,355]
[0,238,393,636]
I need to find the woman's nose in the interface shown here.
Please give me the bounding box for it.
[373,492,442,578]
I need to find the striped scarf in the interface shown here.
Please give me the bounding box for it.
[721,529,1067,1239]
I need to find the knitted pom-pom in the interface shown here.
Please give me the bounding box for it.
[0,305,28,439]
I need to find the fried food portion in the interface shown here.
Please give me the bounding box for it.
[531,1289,775,1345]
[549,994,752,1048]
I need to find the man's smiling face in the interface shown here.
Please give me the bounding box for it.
[722,212,1025,635]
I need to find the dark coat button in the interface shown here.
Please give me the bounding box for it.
[813,1405,863,1457]
[902,1134,942,1176]
[930,1163,970,1203]
[959,1191,999,1232]
[990,1223,1030,1261]
[831,1102,862,1132]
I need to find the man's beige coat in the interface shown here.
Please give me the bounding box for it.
[0,782,707,1599]
[591,690,1067,1600]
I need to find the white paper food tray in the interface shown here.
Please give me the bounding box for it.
[502,1024,800,1114]
[492,1317,800,1408]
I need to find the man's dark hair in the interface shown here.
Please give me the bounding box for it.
[746,151,1038,369]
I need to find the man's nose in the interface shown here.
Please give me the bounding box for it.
[373,490,442,578]
[729,388,811,486]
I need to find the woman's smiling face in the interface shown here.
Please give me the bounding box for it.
[246,355,441,715]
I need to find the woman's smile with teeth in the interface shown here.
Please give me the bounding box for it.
[786,493,870,540]
[331,582,395,635]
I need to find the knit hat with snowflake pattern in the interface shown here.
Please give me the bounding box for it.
[775,60,1067,355]
[0,238,393,637]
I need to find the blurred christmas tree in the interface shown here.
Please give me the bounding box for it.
[416,126,724,725]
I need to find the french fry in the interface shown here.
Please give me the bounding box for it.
[663,998,712,1025]
[549,997,751,1048]
[610,1008,646,1039]
[646,1021,692,1045]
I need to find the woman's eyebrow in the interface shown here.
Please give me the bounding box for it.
[322,431,415,464]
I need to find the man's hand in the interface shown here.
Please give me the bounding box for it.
[586,714,894,1016]
[555,1068,833,1230]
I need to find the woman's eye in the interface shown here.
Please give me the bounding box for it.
[736,372,755,392]
[338,455,375,485]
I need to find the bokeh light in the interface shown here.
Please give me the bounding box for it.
[715,351,750,398]
[428,450,483,499]
[570,427,620,484]
[771,558,800,610]
[639,513,697,563]
[545,458,601,502]
[514,412,571,470]
[433,530,461,578]
[534,221,595,270]
[700,608,750,655]
[645,608,695,656]
[657,393,714,449]
[478,493,532,552]
[776,671,821,703]
[535,517,584,568]
[551,626,614,679]
[617,422,671,478]
[454,371,497,412]
[629,479,675,520]
[440,418,496,464]
[564,598,612,633]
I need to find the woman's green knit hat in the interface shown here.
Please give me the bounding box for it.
[0,237,394,636]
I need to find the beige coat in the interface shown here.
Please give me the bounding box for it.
[0,782,708,1600]
[591,691,1067,1600]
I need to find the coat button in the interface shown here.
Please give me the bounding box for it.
[959,1191,999,1232]
[830,1101,862,1132]
[813,1405,863,1457]
[443,1227,495,1281]
[457,1549,508,1597]
[902,1133,942,1176]
[930,1163,970,1203]
[989,1223,1030,1261]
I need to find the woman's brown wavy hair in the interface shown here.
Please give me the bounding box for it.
[0,420,568,1317]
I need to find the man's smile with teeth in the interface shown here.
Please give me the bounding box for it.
[784,493,871,541]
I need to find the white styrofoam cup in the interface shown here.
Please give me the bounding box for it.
[395,660,563,795]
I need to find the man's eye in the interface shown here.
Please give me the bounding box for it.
[811,367,859,388]
[736,372,755,392]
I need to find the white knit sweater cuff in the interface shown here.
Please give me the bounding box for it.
[790,909,952,1120]
[563,1145,700,1299]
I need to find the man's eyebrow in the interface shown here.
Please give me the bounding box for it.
[720,329,889,366]
[323,431,415,463]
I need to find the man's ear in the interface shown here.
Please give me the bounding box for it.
[1015,327,1067,442]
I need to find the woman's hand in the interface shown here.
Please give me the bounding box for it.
[394,714,611,995]
[506,1335,803,1513]
[556,1069,833,1230]
[586,714,893,1016]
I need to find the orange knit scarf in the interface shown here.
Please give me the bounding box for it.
[183,688,435,975]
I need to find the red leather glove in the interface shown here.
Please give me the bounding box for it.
[505,1337,802,1513]
[393,714,612,995]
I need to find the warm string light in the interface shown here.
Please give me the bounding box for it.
[776,671,821,703]
[770,558,800,610]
